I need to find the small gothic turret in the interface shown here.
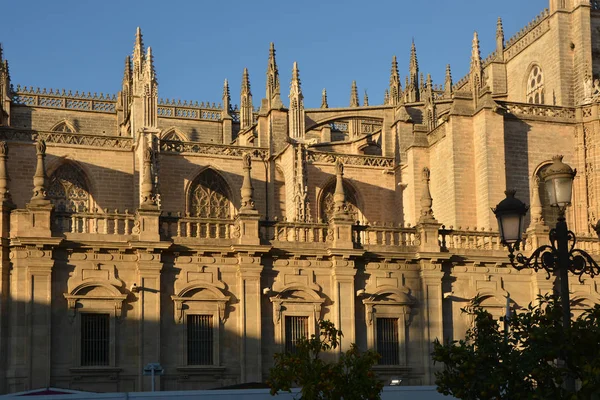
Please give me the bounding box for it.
[350,81,360,107]
[132,27,144,77]
[120,56,132,118]
[0,44,11,126]
[496,17,504,61]
[129,28,158,136]
[444,64,453,96]
[240,153,256,211]
[240,68,253,129]
[222,79,231,117]
[363,90,369,106]
[142,46,158,128]
[470,31,483,100]
[321,88,328,109]
[389,55,402,106]
[288,62,305,140]
[407,40,420,102]
[266,42,283,109]
[384,89,390,105]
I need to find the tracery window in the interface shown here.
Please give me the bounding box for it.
[48,163,90,212]
[526,65,545,104]
[162,129,184,141]
[51,121,76,133]
[189,169,233,218]
[319,181,360,223]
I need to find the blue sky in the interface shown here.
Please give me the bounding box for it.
[1,0,548,109]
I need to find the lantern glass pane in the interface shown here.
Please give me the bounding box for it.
[554,177,573,206]
[500,214,522,243]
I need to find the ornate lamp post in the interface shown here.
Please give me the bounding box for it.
[493,155,600,393]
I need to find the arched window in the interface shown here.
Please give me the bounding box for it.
[51,120,76,133]
[162,129,185,141]
[526,65,545,104]
[48,163,91,212]
[319,181,361,223]
[189,169,233,218]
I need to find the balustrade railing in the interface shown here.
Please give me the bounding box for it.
[439,226,503,251]
[53,210,136,236]
[355,223,418,248]
[161,215,236,240]
[260,220,330,244]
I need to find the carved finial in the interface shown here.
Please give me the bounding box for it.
[471,31,482,73]
[0,141,10,202]
[350,81,359,107]
[444,64,453,95]
[363,90,369,106]
[31,139,49,204]
[133,27,145,75]
[222,79,231,114]
[384,89,390,105]
[496,17,504,61]
[288,62,305,140]
[144,46,157,84]
[240,68,253,129]
[389,55,401,105]
[240,153,255,211]
[266,42,282,109]
[140,146,156,208]
[408,40,419,102]
[321,88,328,109]
[419,167,436,222]
[333,161,348,218]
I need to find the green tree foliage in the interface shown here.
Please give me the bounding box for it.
[268,320,384,400]
[432,295,600,399]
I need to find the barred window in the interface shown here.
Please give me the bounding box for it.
[187,315,213,365]
[285,316,309,354]
[320,182,360,223]
[81,313,110,366]
[48,163,90,212]
[189,169,232,218]
[376,318,400,365]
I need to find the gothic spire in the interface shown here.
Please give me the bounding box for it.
[471,31,482,74]
[384,89,389,105]
[496,17,504,60]
[222,79,231,115]
[408,40,420,102]
[240,68,253,129]
[350,81,359,107]
[321,88,328,109]
[288,62,305,140]
[444,64,453,95]
[363,90,369,106]
[123,55,132,86]
[133,27,145,75]
[388,55,401,105]
[144,46,157,85]
[266,42,282,109]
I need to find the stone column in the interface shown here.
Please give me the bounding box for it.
[136,250,163,391]
[236,256,263,383]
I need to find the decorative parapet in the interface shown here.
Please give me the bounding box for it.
[157,98,222,121]
[439,226,503,252]
[159,139,268,159]
[504,9,550,61]
[357,223,419,251]
[53,209,138,240]
[12,85,117,113]
[160,214,237,244]
[306,150,394,168]
[500,101,576,122]
[0,128,133,150]
[329,119,383,134]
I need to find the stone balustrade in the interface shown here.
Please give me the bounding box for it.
[260,220,330,244]
[356,223,418,250]
[160,215,236,241]
[53,210,137,237]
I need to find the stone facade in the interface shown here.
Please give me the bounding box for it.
[1,0,600,393]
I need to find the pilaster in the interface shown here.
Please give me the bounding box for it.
[236,256,263,383]
[135,249,163,391]
[419,260,444,385]
[331,258,357,352]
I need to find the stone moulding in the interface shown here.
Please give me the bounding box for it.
[159,139,268,159]
[0,128,134,150]
[306,150,393,168]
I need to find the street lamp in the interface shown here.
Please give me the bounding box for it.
[493,156,600,392]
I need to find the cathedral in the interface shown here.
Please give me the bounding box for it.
[1,0,600,394]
